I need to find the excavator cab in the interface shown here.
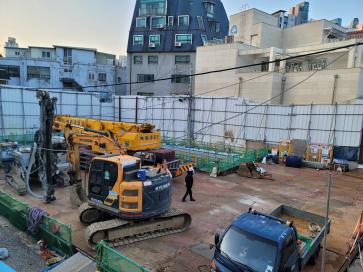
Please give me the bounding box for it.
[87,154,172,220]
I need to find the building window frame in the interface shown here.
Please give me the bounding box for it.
[149,34,161,45]
[150,16,166,29]
[201,34,208,45]
[98,73,107,82]
[42,51,51,58]
[133,35,144,46]
[175,34,192,44]
[175,55,190,64]
[197,16,205,30]
[168,16,174,26]
[178,15,190,27]
[63,48,72,65]
[148,55,158,64]
[136,17,147,28]
[137,74,155,83]
[204,2,215,18]
[27,66,51,80]
[88,73,95,81]
[134,56,143,64]
[171,74,190,84]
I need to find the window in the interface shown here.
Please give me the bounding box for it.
[88,73,95,81]
[98,73,107,82]
[27,66,50,80]
[117,77,121,83]
[139,0,167,16]
[250,34,258,46]
[63,48,72,65]
[197,16,204,29]
[137,74,154,83]
[149,34,160,45]
[204,2,215,18]
[171,74,190,83]
[175,34,192,44]
[15,51,20,56]
[133,35,144,45]
[286,62,303,72]
[209,21,220,33]
[42,51,51,58]
[136,17,146,28]
[148,55,158,64]
[0,79,7,85]
[134,56,143,64]
[0,65,20,77]
[308,59,327,71]
[219,226,278,272]
[175,55,190,64]
[151,16,166,29]
[168,16,174,26]
[201,35,208,45]
[137,92,154,96]
[281,234,295,269]
[64,68,72,73]
[178,15,189,26]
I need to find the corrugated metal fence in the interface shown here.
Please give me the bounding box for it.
[1,86,363,147]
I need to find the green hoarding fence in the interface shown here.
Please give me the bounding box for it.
[96,241,150,272]
[0,190,73,257]
[163,137,269,175]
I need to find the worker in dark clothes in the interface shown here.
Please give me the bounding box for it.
[182,167,195,202]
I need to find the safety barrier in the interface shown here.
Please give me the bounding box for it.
[0,190,73,256]
[96,241,149,272]
[0,134,35,144]
[164,138,269,175]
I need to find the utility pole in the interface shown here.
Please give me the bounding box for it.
[238,77,243,97]
[331,74,339,104]
[321,173,332,272]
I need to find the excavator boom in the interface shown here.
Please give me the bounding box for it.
[54,115,161,151]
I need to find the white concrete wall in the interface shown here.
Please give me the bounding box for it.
[283,68,363,104]
[0,53,116,94]
[230,9,279,47]
[127,52,195,96]
[29,48,56,60]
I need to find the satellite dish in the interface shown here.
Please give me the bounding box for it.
[230,25,238,35]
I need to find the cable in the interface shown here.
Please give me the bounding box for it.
[175,48,351,141]
[17,41,363,91]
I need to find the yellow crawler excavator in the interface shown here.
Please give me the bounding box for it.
[54,115,193,177]
[60,123,191,250]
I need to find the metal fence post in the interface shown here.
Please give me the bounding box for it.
[321,173,332,272]
[0,87,5,137]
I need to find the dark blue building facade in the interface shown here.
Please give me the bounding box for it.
[127,0,229,53]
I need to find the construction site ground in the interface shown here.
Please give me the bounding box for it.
[0,164,362,272]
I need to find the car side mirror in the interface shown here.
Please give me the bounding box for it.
[214,233,220,246]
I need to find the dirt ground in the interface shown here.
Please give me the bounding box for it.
[1,164,362,272]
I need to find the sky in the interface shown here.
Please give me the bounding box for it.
[0,0,362,56]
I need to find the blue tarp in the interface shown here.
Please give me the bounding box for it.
[333,146,359,161]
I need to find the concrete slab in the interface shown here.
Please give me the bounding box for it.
[1,165,362,272]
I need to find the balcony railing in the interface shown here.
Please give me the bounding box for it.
[139,7,166,16]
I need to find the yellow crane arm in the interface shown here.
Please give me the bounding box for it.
[53,115,161,152]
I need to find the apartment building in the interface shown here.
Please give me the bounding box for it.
[195,9,363,104]
[127,0,229,96]
[0,38,121,97]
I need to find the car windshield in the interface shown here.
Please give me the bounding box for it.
[219,226,278,272]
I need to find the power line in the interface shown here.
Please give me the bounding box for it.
[175,48,351,141]
[21,41,363,91]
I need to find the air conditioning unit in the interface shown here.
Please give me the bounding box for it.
[175,42,182,47]
[157,24,164,29]
[149,43,156,48]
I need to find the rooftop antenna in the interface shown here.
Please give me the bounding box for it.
[241,4,249,11]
